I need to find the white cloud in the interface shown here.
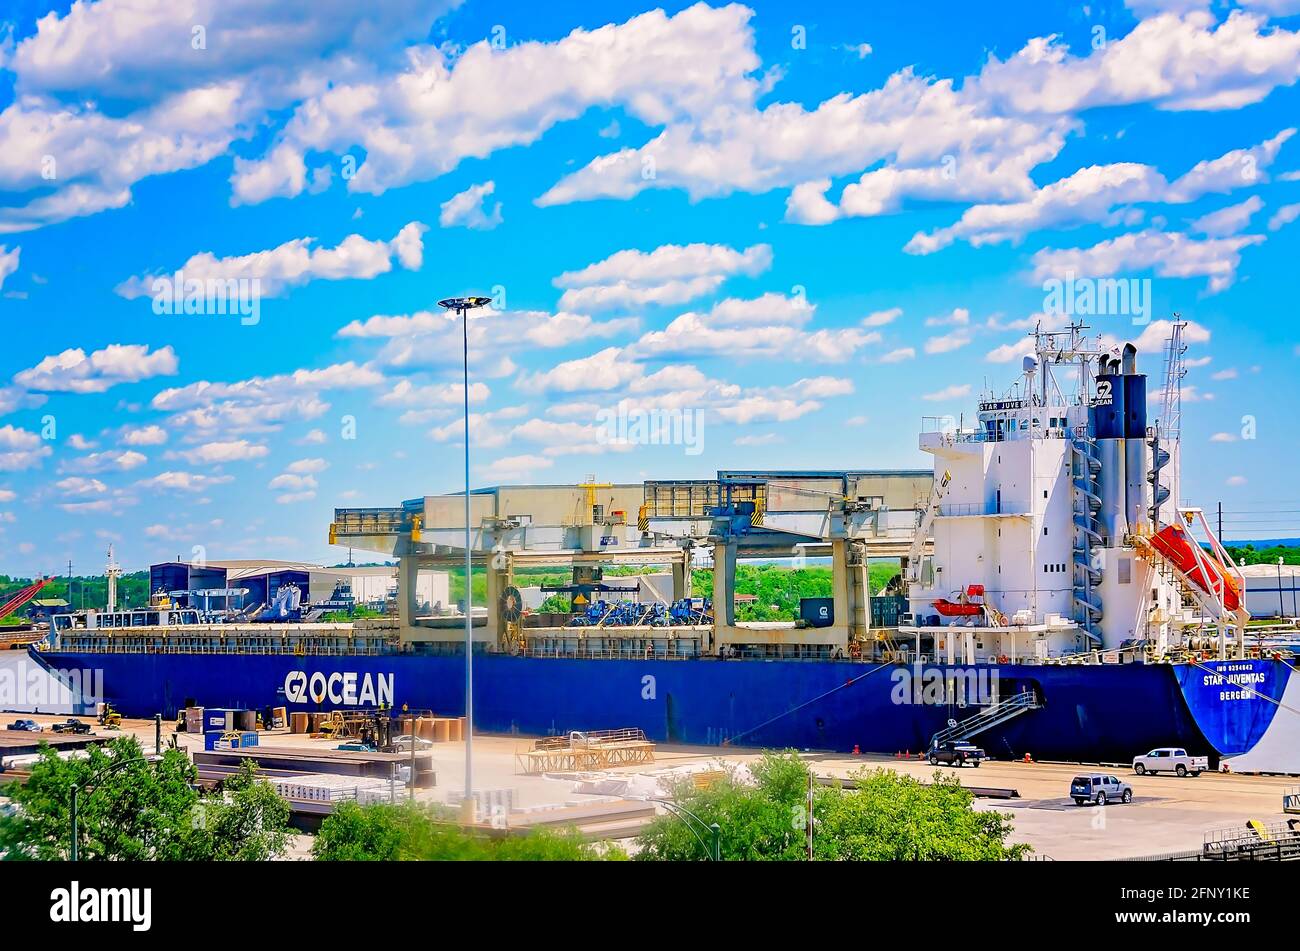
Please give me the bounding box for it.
[150,361,383,439]
[66,434,96,451]
[479,454,554,483]
[1226,474,1247,486]
[1030,229,1265,293]
[907,130,1292,253]
[631,310,878,363]
[0,84,259,233]
[1210,432,1238,442]
[516,347,642,394]
[286,458,328,474]
[922,384,972,402]
[54,476,108,496]
[924,331,973,355]
[233,5,761,203]
[14,344,178,393]
[1269,202,1300,231]
[973,12,1300,114]
[59,499,117,514]
[8,1,454,101]
[880,347,915,364]
[61,448,148,473]
[0,2,459,231]
[439,180,502,230]
[376,380,490,409]
[174,440,269,464]
[1191,196,1264,237]
[268,473,317,491]
[0,245,18,289]
[862,307,902,327]
[986,337,1038,363]
[554,243,771,311]
[137,470,233,492]
[734,433,782,446]
[340,308,637,377]
[116,222,426,298]
[543,11,1300,236]
[120,424,168,446]
[0,425,51,471]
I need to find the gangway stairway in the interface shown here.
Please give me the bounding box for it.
[929,689,1041,748]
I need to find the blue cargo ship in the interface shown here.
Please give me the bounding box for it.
[25,322,1300,772]
[26,648,1295,768]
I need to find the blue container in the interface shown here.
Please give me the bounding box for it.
[204,708,237,732]
[799,598,834,628]
[239,732,258,748]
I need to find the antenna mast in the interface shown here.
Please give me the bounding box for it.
[1158,317,1187,513]
[106,544,122,612]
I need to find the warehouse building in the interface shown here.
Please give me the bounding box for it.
[1240,563,1300,619]
[148,559,448,613]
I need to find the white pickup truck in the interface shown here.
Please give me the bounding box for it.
[1132,747,1209,777]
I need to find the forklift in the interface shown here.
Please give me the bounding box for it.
[97,702,123,731]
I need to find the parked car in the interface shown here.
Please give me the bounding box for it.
[1071,773,1133,806]
[1132,747,1208,777]
[50,718,91,735]
[928,739,985,767]
[5,719,41,732]
[391,734,434,753]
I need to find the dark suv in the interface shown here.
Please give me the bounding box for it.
[928,739,985,767]
[5,719,41,732]
[51,719,92,735]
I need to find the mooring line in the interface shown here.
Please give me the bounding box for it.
[724,662,893,746]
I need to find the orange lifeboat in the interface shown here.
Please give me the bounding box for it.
[933,584,987,617]
[1149,524,1242,611]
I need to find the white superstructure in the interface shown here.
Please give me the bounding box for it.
[902,321,1246,665]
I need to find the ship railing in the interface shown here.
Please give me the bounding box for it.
[937,500,1031,517]
[55,642,392,657]
[522,645,697,660]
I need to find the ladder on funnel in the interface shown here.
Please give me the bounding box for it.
[929,690,1041,748]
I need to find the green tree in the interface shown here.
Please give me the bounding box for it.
[537,594,571,613]
[192,760,291,861]
[634,751,1029,861]
[814,768,1029,860]
[0,737,289,861]
[313,801,621,861]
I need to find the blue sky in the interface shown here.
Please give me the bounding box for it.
[1,0,1299,575]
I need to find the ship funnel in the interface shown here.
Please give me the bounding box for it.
[1121,343,1137,376]
[1090,354,1128,542]
[1123,343,1149,531]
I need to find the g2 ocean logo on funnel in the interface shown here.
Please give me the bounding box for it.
[283,670,394,706]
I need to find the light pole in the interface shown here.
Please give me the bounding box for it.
[437,295,492,825]
[1278,556,1285,620]
[70,753,164,861]
[650,798,722,860]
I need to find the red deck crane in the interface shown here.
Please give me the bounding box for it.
[0,576,54,621]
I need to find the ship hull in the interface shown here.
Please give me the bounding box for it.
[31,649,1295,768]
